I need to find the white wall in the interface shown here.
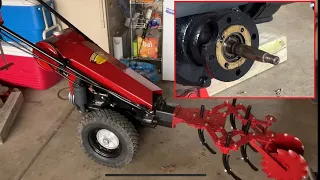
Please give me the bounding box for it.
[162,0,174,81]
[54,0,110,52]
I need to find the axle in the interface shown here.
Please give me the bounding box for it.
[224,41,280,65]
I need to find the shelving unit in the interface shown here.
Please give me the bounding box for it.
[129,0,163,66]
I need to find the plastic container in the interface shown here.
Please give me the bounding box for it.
[0,44,62,90]
[1,0,58,43]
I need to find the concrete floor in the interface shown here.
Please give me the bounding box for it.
[0,80,317,180]
[207,3,315,97]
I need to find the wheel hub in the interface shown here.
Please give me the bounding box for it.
[96,129,120,149]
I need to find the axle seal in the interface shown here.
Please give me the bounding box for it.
[216,25,251,70]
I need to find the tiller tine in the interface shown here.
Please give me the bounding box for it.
[198,129,217,154]
[240,104,258,171]
[198,105,217,154]
[172,100,309,180]
[231,99,258,153]
[230,99,237,129]
[240,145,258,171]
[222,132,242,180]
[223,154,242,180]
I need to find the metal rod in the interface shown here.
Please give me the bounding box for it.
[0,40,9,70]
[200,105,205,118]
[225,41,280,65]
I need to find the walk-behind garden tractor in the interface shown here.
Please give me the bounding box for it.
[0,0,310,179]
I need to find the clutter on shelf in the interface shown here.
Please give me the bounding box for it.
[135,36,159,59]
[120,58,159,84]
[124,0,163,61]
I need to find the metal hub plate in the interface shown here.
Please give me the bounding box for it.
[200,11,259,82]
[96,129,120,149]
[216,25,251,70]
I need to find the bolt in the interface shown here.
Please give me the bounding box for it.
[284,133,288,136]
[103,139,109,145]
[252,133,255,136]
[240,28,244,32]
[224,63,229,69]
[205,123,208,126]
[234,144,237,147]
[224,169,227,172]
[199,76,208,86]
[271,134,274,137]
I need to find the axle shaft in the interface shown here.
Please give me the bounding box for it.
[225,41,280,65]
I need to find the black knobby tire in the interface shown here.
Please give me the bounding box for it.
[77,109,139,168]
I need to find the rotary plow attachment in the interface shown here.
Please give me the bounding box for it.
[172,99,308,180]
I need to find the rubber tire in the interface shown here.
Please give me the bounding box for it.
[77,109,139,168]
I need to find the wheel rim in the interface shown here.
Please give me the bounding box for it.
[88,128,122,158]
[96,129,119,149]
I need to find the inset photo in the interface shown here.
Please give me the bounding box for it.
[173,2,316,98]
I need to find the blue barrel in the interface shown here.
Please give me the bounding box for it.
[1,0,54,43]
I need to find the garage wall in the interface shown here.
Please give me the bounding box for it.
[54,0,110,53]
